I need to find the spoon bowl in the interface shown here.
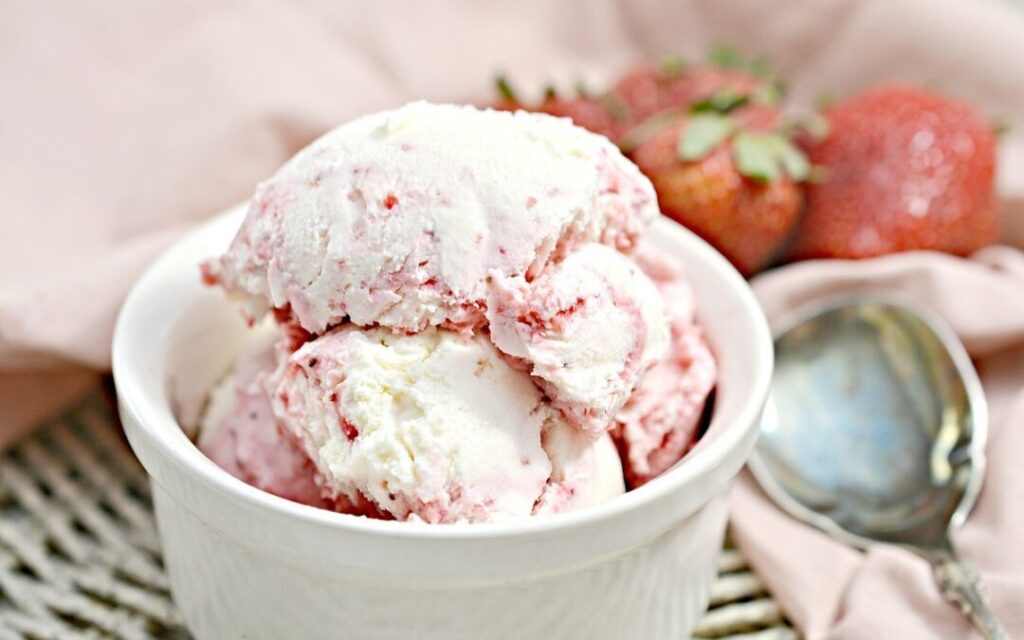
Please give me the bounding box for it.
[750,295,1006,639]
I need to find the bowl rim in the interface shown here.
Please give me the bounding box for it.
[112,205,773,542]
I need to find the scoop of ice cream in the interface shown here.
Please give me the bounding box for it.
[207,102,658,334]
[198,324,325,507]
[269,325,627,523]
[487,243,669,440]
[270,326,557,523]
[534,421,625,515]
[611,244,717,487]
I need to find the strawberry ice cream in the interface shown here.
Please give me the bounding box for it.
[533,418,627,515]
[612,244,717,486]
[269,325,623,523]
[206,101,658,335]
[198,323,325,507]
[487,242,669,439]
[198,102,716,523]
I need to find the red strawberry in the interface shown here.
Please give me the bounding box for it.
[611,50,779,134]
[613,64,764,126]
[610,64,670,126]
[490,76,619,139]
[661,66,766,113]
[790,85,998,260]
[536,95,619,140]
[631,105,807,276]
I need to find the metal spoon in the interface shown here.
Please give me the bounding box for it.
[749,295,1007,639]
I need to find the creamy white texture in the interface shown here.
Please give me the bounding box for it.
[534,424,625,515]
[487,243,669,439]
[210,102,658,334]
[268,325,630,523]
[270,327,554,523]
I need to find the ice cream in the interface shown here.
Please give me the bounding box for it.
[198,323,325,507]
[611,244,718,486]
[487,242,669,439]
[270,326,551,523]
[205,101,658,335]
[198,102,716,523]
[533,420,626,515]
[269,325,624,523]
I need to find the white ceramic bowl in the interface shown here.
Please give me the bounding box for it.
[113,205,772,640]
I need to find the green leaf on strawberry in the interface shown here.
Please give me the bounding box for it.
[775,137,811,180]
[618,109,686,153]
[733,132,780,181]
[658,56,686,79]
[708,45,743,69]
[732,132,810,182]
[802,113,830,140]
[691,89,749,114]
[752,80,785,105]
[678,113,735,160]
[708,45,773,78]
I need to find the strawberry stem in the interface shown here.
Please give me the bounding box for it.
[495,75,518,102]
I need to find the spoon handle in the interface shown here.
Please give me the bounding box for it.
[928,551,1008,640]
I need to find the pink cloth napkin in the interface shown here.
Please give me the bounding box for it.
[2,0,1023,635]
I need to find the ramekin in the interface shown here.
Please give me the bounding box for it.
[113,205,772,640]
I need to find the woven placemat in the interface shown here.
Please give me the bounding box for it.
[0,390,796,639]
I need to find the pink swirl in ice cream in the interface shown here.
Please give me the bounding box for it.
[198,324,325,507]
[487,243,669,439]
[611,244,717,487]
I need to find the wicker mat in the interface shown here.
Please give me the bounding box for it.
[0,390,797,640]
